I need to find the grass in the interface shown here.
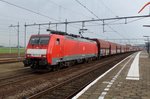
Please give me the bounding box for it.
[0,47,25,54]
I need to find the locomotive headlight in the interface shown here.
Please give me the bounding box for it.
[26,54,31,57]
[41,54,46,58]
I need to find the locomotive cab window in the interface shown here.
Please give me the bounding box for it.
[39,37,49,44]
[29,36,50,45]
[56,38,60,45]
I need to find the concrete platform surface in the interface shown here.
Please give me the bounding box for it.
[73,51,150,99]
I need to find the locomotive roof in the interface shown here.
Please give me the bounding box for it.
[31,34,50,37]
[30,30,129,47]
[30,29,94,42]
[30,33,95,43]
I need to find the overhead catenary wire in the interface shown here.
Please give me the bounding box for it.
[25,15,150,26]
[98,0,118,17]
[74,0,119,30]
[96,0,128,38]
[127,17,147,23]
[4,0,146,41]
[48,0,93,19]
[74,0,127,39]
[75,0,100,19]
[96,0,132,39]
[0,0,102,32]
[101,17,147,26]
[47,0,113,29]
[40,0,105,28]
[0,0,59,21]
[0,0,147,46]
[97,0,133,39]
[106,24,127,39]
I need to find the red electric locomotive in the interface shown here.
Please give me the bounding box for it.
[23,31,98,70]
[23,30,138,71]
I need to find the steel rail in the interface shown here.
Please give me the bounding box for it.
[0,58,23,64]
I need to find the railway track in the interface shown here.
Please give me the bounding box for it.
[0,68,33,87]
[0,52,133,99]
[0,53,24,58]
[0,57,24,64]
[27,53,132,99]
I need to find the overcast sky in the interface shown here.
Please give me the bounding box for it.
[0,0,150,47]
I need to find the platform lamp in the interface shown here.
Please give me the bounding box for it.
[143,35,150,57]
[143,25,150,57]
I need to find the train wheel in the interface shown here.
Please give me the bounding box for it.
[53,65,59,71]
[31,64,37,70]
[46,65,53,71]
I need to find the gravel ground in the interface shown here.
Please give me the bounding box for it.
[0,62,24,73]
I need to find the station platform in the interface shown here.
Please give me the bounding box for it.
[73,51,150,99]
